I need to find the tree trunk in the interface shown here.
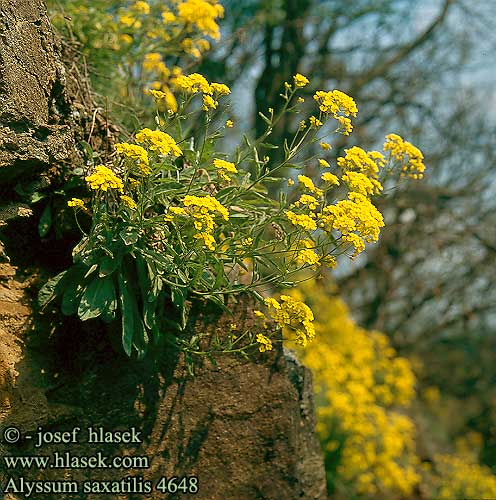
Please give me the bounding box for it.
[0,2,327,499]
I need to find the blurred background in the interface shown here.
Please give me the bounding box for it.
[47,0,496,497]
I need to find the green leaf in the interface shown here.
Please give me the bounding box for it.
[38,270,67,308]
[78,275,116,321]
[98,256,120,277]
[120,228,139,246]
[38,204,52,237]
[118,271,147,357]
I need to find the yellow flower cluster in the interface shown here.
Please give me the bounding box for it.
[320,192,385,257]
[177,0,224,40]
[294,239,320,268]
[294,281,419,497]
[85,166,124,192]
[313,89,357,134]
[149,89,178,113]
[297,174,323,196]
[342,171,383,196]
[337,146,386,179]
[67,198,85,209]
[384,133,425,179]
[285,210,317,231]
[256,333,273,352]
[213,158,238,181]
[430,454,496,500]
[293,73,309,87]
[174,73,230,112]
[166,195,229,250]
[115,142,150,175]
[135,128,182,157]
[264,295,315,347]
[120,195,137,209]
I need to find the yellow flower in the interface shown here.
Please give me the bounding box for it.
[384,133,425,179]
[67,198,85,208]
[135,128,182,157]
[210,82,231,95]
[318,159,330,168]
[342,171,383,197]
[287,178,295,186]
[174,73,211,94]
[285,210,317,231]
[293,73,309,87]
[202,94,218,111]
[177,0,224,40]
[225,119,234,128]
[115,143,150,175]
[314,89,358,117]
[85,166,123,192]
[297,175,323,196]
[256,333,273,352]
[120,195,137,209]
[321,172,340,186]
[131,1,150,15]
[264,295,315,347]
[213,158,237,173]
[161,10,176,23]
[242,237,253,246]
[309,116,323,128]
[149,89,178,113]
[320,142,332,150]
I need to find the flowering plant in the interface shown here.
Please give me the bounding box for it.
[40,69,424,359]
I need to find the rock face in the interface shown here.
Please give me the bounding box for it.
[0,2,327,498]
[0,272,327,499]
[0,0,78,183]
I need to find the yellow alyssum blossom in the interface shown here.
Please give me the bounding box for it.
[85,166,123,192]
[320,192,385,252]
[314,89,358,117]
[67,198,85,208]
[135,128,182,157]
[342,233,365,258]
[131,1,150,15]
[181,38,201,59]
[202,94,218,110]
[213,159,237,173]
[293,73,309,87]
[336,115,353,135]
[384,133,425,179]
[318,158,330,168]
[120,195,137,209]
[119,14,141,28]
[321,172,340,186]
[177,0,224,40]
[337,146,385,179]
[285,210,317,231]
[295,280,419,497]
[183,195,229,221]
[309,116,323,128]
[256,333,273,352]
[264,295,315,347]
[287,178,295,186]
[242,237,253,246]
[320,142,332,150]
[297,175,323,196]
[210,82,231,95]
[295,240,320,268]
[225,119,234,128]
[115,143,150,175]
[149,89,178,113]
[164,206,187,221]
[292,194,319,211]
[161,10,176,23]
[342,171,383,197]
[175,73,211,94]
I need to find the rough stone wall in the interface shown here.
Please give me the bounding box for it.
[0,0,78,183]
